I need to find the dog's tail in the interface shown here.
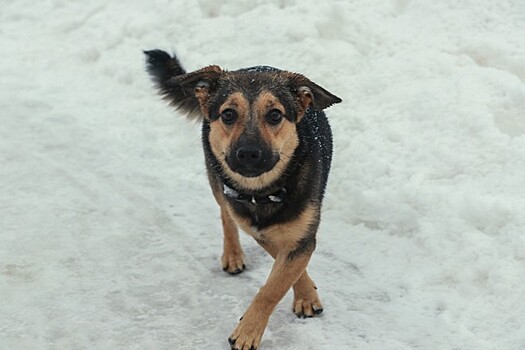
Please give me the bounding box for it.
[144,49,203,120]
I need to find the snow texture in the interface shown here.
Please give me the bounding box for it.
[1,1,525,349]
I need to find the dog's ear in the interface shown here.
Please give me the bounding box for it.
[288,73,342,120]
[172,65,222,118]
[144,50,222,120]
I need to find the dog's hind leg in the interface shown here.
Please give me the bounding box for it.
[220,206,246,274]
[257,242,323,318]
[292,271,323,317]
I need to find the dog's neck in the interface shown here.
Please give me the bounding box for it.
[217,138,307,208]
[222,183,286,206]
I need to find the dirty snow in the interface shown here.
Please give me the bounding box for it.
[1,1,525,349]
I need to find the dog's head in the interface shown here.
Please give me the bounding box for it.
[145,50,341,189]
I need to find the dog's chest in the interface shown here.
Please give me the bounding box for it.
[230,208,263,238]
[227,202,279,237]
[229,202,317,252]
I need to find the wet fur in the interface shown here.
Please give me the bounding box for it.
[145,49,341,350]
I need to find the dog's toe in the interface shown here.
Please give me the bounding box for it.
[293,297,323,318]
[222,251,246,275]
[229,315,265,350]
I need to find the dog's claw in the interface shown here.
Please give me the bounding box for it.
[312,306,324,315]
[222,252,246,275]
[228,337,257,350]
[223,266,245,275]
[293,302,323,318]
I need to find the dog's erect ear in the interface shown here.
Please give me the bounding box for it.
[144,49,222,120]
[287,73,342,119]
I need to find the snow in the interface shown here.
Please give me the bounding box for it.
[1,0,525,349]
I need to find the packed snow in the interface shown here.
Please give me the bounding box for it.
[1,1,525,349]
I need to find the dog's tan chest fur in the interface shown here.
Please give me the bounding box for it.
[228,204,318,253]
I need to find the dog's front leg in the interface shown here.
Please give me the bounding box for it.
[257,243,323,318]
[228,250,312,350]
[220,206,246,274]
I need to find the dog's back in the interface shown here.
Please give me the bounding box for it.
[298,106,333,201]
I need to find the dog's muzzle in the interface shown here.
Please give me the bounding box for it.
[227,145,278,177]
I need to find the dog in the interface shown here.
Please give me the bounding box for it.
[145,49,341,350]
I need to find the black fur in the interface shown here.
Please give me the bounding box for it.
[144,50,203,119]
[144,49,186,80]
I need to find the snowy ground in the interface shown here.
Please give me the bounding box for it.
[1,1,525,349]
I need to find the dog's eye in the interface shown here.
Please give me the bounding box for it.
[266,109,283,125]
[220,109,237,125]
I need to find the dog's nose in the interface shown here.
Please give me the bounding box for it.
[236,146,262,166]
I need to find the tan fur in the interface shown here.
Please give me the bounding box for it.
[229,204,316,246]
[184,65,222,118]
[252,91,285,118]
[254,229,323,318]
[209,93,249,181]
[297,86,314,122]
[209,184,246,274]
[208,90,299,191]
[225,201,319,349]
[260,204,317,251]
[254,92,298,182]
[225,204,321,348]
[219,92,251,121]
[230,252,312,349]
[209,92,250,154]
[292,272,322,317]
[220,206,245,273]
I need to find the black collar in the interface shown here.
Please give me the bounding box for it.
[223,184,286,206]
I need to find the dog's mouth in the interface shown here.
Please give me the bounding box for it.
[225,152,280,178]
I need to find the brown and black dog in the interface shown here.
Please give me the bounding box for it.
[145,50,341,350]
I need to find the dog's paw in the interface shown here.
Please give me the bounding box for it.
[293,289,323,318]
[222,251,246,275]
[228,314,267,350]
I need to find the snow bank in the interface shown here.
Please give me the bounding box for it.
[1,0,524,349]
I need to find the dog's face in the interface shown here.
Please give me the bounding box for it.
[200,72,317,189]
[145,52,341,189]
[208,88,295,179]
[196,70,340,188]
